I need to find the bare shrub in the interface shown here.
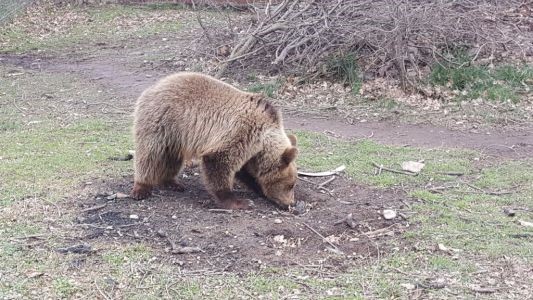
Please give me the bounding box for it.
[212,0,531,90]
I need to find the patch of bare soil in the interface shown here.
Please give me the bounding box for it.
[285,117,533,159]
[73,166,408,272]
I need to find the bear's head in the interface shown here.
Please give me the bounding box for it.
[258,134,299,208]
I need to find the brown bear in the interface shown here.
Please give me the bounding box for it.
[131,72,298,209]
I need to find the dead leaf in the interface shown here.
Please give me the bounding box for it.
[401,283,416,290]
[517,219,533,227]
[438,243,449,252]
[273,235,286,244]
[401,161,425,173]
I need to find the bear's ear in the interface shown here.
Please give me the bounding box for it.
[281,147,298,166]
[288,134,297,146]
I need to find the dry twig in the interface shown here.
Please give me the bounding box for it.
[208,0,525,88]
[372,162,418,176]
[302,222,343,254]
[81,203,107,213]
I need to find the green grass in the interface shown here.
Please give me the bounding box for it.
[248,79,284,98]
[407,159,533,260]
[53,277,78,298]
[294,130,533,263]
[0,67,133,206]
[0,5,187,53]
[327,53,362,95]
[429,62,532,102]
[0,118,132,205]
[294,130,476,188]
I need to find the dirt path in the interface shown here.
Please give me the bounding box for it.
[2,54,532,158]
[285,117,533,159]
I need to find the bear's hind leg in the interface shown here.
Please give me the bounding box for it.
[202,151,249,210]
[132,144,185,199]
[132,181,153,200]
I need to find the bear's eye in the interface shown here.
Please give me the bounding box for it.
[288,184,295,190]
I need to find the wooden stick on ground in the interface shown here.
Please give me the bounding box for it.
[371,162,418,176]
[302,222,343,254]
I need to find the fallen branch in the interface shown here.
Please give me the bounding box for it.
[108,154,133,161]
[360,223,401,238]
[81,203,107,213]
[94,281,112,300]
[463,182,514,196]
[469,286,499,294]
[318,176,337,189]
[298,165,346,177]
[302,222,343,254]
[157,229,204,254]
[371,162,418,176]
[11,234,44,240]
[436,171,465,176]
[208,208,233,213]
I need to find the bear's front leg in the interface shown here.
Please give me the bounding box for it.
[202,152,250,210]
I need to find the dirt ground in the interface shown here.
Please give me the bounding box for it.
[75,168,408,273]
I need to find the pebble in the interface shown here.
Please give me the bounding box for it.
[383,209,397,220]
[129,214,139,219]
[274,218,282,224]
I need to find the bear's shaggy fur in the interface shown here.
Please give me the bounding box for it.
[131,72,298,209]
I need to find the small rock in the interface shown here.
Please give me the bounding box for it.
[383,209,397,220]
[274,218,282,224]
[129,214,139,220]
[503,208,516,217]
